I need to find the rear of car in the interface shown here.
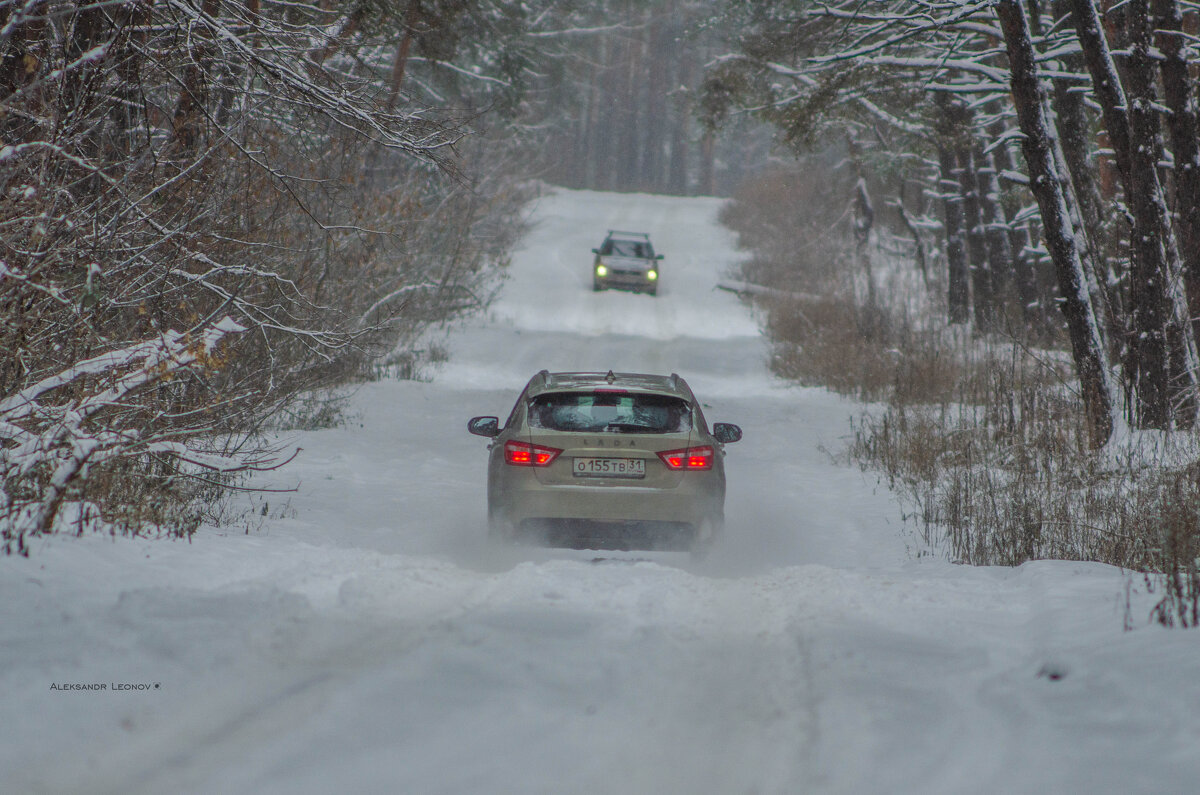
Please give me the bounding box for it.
[592,231,661,295]
[468,371,738,554]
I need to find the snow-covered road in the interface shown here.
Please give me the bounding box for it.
[4,188,1200,794]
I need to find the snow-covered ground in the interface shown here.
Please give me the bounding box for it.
[4,188,1199,794]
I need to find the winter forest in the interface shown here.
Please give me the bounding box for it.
[2,1,1200,622]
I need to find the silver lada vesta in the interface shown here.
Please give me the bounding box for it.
[468,370,742,555]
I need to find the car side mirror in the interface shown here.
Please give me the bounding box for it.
[712,423,742,444]
[655,254,664,260]
[591,248,600,254]
[467,416,500,437]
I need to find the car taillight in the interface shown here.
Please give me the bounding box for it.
[505,440,562,467]
[657,445,714,470]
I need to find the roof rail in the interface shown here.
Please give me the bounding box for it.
[668,372,680,390]
[536,369,551,388]
[605,230,651,239]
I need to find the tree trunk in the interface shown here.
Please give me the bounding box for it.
[895,181,929,286]
[1070,0,1197,427]
[974,139,1016,329]
[958,143,996,332]
[668,46,692,195]
[386,3,418,111]
[215,0,265,128]
[1050,0,1125,337]
[595,35,616,192]
[1123,0,1180,426]
[171,0,220,150]
[642,8,669,192]
[1152,0,1200,352]
[938,142,970,325]
[580,39,602,188]
[614,2,640,191]
[1068,0,1132,183]
[854,178,877,325]
[308,5,365,70]
[0,2,47,120]
[987,120,1046,331]
[995,0,1116,447]
[935,97,970,325]
[110,3,149,158]
[848,138,876,330]
[698,129,715,196]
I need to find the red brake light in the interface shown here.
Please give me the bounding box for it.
[657,445,714,470]
[504,440,562,467]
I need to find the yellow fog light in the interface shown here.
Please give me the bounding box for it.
[596,264,608,277]
[647,269,658,281]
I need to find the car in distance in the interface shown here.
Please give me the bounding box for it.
[591,231,663,295]
[467,370,742,555]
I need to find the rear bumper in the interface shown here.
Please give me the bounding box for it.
[517,518,696,551]
[505,484,717,526]
[492,469,723,530]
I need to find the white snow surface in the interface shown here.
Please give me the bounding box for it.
[4,187,1200,794]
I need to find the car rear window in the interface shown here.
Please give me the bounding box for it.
[529,392,690,433]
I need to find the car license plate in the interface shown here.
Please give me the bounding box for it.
[573,457,645,478]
